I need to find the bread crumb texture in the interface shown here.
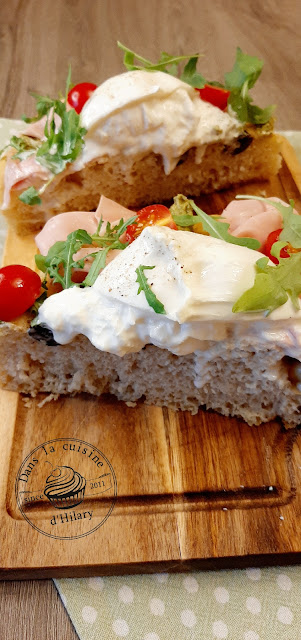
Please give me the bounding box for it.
[1,133,281,235]
[0,322,300,427]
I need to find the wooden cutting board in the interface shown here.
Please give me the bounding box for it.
[0,136,301,580]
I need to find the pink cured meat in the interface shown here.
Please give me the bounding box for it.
[2,110,73,209]
[35,211,100,255]
[2,155,50,210]
[35,195,135,264]
[23,112,61,140]
[221,197,286,249]
[94,194,135,225]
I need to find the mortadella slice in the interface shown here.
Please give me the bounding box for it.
[35,196,135,256]
[221,197,286,248]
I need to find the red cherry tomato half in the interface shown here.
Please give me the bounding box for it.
[0,265,41,321]
[125,204,177,243]
[67,82,97,114]
[71,270,88,284]
[263,229,290,264]
[196,85,230,111]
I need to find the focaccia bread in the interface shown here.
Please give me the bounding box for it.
[0,60,281,235]
[1,200,301,428]
[0,124,281,236]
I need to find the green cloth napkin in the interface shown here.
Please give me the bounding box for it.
[54,567,301,639]
[0,118,300,640]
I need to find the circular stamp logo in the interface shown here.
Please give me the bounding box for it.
[15,438,117,540]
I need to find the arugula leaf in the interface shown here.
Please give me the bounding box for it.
[81,249,109,287]
[170,195,260,250]
[271,241,289,261]
[225,48,263,90]
[233,271,288,315]
[118,42,273,124]
[278,201,301,248]
[65,65,72,102]
[22,94,55,125]
[180,56,206,88]
[33,100,87,176]
[35,215,137,290]
[232,252,301,315]
[91,215,137,248]
[236,195,301,248]
[2,67,87,205]
[117,41,204,87]
[0,134,40,162]
[36,229,92,289]
[81,215,137,287]
[245,102,275,125]
[19,186,42,205]
[135,265,166,314]
[225,48,275,124]
[228,89,275,124]
[5,134,40,162]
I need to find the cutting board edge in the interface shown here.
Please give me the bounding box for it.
[1,550,301,581]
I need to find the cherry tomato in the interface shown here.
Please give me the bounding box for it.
[126,204,177,243]
[263,229,290,264]
[71,270,88,284]
[0,265,41,321]
[67,82,97,114]
[196,85,230,111]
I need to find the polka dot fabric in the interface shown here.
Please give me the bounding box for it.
[54,566,301,640]
[1,119,301,640]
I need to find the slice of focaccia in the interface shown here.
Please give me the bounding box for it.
[0,65,281,235]
[0,219,301,429]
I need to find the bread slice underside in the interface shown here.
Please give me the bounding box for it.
[0,318,300,428]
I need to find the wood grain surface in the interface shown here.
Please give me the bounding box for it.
[0,0,300,128]
[0,1,300,638]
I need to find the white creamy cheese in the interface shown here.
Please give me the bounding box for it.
[37,227,301,357]
[75,70,242,174]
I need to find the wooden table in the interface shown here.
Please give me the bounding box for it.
[0,0,300,637]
